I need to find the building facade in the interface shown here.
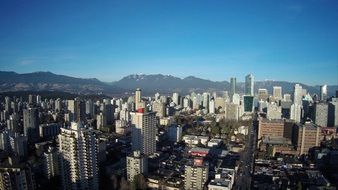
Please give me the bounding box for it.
[126,151,148,182]
[58,122,99,190]
[185,158,209,190]
[245,74,254,96]
[131,111,157,155]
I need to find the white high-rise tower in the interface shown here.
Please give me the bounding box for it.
[293,84,303,105]
[320,85,327,101]
[273,86,282,100]
[245,74,254,96]
[58,122,99,190]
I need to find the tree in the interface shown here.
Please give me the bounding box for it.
[132,174,147,190]
[119,177,130,190]
[221,125,230,134]
[110,175,118,189]
[211,125,220,136]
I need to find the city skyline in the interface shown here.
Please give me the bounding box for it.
[0,0,338,85]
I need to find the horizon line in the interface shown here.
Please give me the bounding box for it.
[0,70,336,86]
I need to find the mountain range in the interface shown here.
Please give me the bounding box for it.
[0,71,337,97]
[0,71,124,95]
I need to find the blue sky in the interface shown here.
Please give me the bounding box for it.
[0,0,337,85]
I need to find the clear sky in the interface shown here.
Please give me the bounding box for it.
[0,0,337,85]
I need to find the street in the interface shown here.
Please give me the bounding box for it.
[234,114,257,190]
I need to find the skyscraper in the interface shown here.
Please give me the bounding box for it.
[290,103,302,123]
[273,86,282,100]
[58,122,99,190]
[131,110,157,155]
[229,77,236,100]
[243,95,254,113]
[258,88,269,101]
[320,85,327,101]
[245,74,254,96]
[293,84,303,105]
[23,108,39,143]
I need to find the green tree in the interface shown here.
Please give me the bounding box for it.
[211,125,220,136]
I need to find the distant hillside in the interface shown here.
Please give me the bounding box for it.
[0,71,124,95]
[113,74,338,96]
[0,90,110,101]
[0,71,337,97]
[112,74,228,94]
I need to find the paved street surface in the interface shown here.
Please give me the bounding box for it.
[234,113,258,190]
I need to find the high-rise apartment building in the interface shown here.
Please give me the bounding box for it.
[96,112,107,130]
[28,94,36,105]
[42,147,59,180]
[67,100,75,115]
[135,88,142,110]
[152,101,166,118]
[0,166,36,190]
[23,108,39,143]
[202,93,210,112]
[131,110,157,155]
[328,98,338,126]
[126,151,148,182]
[85,99,94,118]
[172,92,180,106]
[229,77,236,100]
[58,122,99,190]
[75,98,86,122]
[209,98,215,114]
[10,135,28,160]
[55,98,62,112]
[5,96,12,113]
[184,158,209,190]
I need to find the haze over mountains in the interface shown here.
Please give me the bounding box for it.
[0,71,337,97]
